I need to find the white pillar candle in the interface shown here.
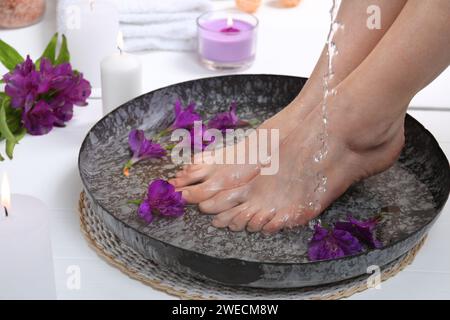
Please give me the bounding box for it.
[58,0,119,93]
[100,32,142,115]
[0,175,55,300]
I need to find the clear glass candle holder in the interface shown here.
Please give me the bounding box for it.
[197,9,259,71]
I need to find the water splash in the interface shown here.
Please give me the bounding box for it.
[317,0,342,162]
[309,0,343,213]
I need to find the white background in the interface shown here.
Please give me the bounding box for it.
[0,0,449,299]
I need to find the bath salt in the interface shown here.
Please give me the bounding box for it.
[0,0,45,29]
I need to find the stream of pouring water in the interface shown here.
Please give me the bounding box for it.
[309,0,343,216]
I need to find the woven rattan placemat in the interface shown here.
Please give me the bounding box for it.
[78,191,425,300]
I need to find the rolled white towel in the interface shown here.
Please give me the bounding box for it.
[120,11,201,24]
[113,0,212,14]
[125,37,196,52]
[121,20,197,40]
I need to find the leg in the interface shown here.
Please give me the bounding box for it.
[209,0,450,233]
[172,0,408,204]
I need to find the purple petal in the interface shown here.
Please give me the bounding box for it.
[147,179,173,199]
[335,216,382,249]
[49,97,74,126]
[170,100,202,130]
[138,201,154,223]
[308,224,363,261]
[207,102,246,132]
[146,179,185,218]
[332,229,364,255]
[22,100,57,135]
[128,129,145,154]
[139,139,167,159]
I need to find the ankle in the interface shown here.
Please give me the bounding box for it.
[327,87,407,153]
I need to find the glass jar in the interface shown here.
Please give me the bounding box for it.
[0,0,46,29]
[197,9,258,71]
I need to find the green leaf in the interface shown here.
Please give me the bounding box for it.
[1,94,22,133]
[55,35,70,65]
[6,128,26,159]
[0,38,24,70]
[37,33,59,67]
[0,152,4,161]
[0,97,17,144]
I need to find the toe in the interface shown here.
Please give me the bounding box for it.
[169,168,208,188]
[229,208,259,232]
[180,180,224,203]
[212,203,252,228]
[262,210,293,234]
[285,208,316,229]
[199,185,248,214]
[247,209,277,233]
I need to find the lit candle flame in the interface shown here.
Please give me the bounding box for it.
[1,173,11,212]
[227,16,234,28]
[117,31,124,54]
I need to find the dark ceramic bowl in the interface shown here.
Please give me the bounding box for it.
[79,75,450,288]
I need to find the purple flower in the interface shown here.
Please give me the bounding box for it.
[308,224,363,261]
[138,179,185,223]
[124,129,167,176]
[22,100,57,135]
[169,100,202,130]
[207,102,248,132]
[189,124,212,152]
[41,58,91,107]
[335,216,383,249]
[3,56,91,133]
[60,72,91,106]
[3,56,48,110]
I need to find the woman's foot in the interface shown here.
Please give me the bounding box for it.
[169,97,317,203]
[180,84,407,233]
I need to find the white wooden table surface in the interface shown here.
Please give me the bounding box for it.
[0,0,449,299]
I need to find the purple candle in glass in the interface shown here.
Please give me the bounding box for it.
[197,10,258,70]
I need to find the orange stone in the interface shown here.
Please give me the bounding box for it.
[280,0,301,8]
[235,0,262,13]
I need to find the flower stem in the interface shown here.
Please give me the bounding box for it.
[165,143,176,151]
[127,199,142,205]
[154,128,171,142]
[123,159,134,177]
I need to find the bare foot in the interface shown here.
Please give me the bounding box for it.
[169,97,316,203]
[195,87,406,233]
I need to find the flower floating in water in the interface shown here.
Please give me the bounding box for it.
[169,100,202,131]
[308,215,383,261]
[135,179,186,224]
[124,129,166,176]
[207,102,248,132]
[308,224,363,261]
[335,216,382,249]
[183,123,214,153]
